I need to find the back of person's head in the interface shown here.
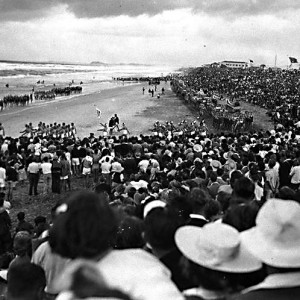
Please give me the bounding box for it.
[34,216,46,226]
[210,172,218,183]
[144,207,181,251]
[49,191,117,259]
[167,195,192,222]
[223,204,259,232]
[17,212,25,221]
[127,187,137,198]
[13,231,32,257]
[204,199,221,221]
[188,187,211,213]
[95,183,111,196]
[229,170,243,188]
[268,159,276,169]
[232,177,255,203]
[217,191,232,213]
[114,216,144,249]
[7,263,46,300]
[278,186,296,200]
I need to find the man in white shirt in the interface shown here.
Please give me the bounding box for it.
[27,158,41,196]
[41,157,52,194]
[100,156,111,186]
[82,152,93,188]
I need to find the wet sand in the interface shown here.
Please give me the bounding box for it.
[0,82,196,137]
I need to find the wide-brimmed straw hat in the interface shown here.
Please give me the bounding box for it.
[175,223,262,273]
[193,144,203,153]
[143,200,166,218]
[211,160,222,170]
[241,199,300,268]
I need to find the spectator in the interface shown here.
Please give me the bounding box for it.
[7,263,46,300]
[0,196,12,255]
[49,191,184,300]
[27,157,40,196]
[238,199,300,299]
[175,223,263,299]
[15,212,34,234]
[187,188,211,227]
[41,157,52,194]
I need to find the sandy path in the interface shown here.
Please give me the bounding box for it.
[0,82,196,137]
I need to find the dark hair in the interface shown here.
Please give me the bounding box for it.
[232,177,255,203]
[95,183,111,195]
[49,191,117,259]
[223,204,259,232]
[144,207,181,250]
[114,216,144,249]
[278,186,296,200]
[34,216,46,226]
[210,172,218,182]
[204,199,220,221]
[229,171,244,188]
[188,187,211,211]
[17,211,25,221]
[7,263,46,300]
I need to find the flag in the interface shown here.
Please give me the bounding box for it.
[289,57,298,63]
[95,106,101,118]
[249,59,253,63]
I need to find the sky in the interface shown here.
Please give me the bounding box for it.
[0,0,299,67]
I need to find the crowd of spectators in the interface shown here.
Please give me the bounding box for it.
[172,67,300,130]
[0,114,299,299]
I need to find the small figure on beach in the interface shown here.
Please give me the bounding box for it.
[98,123,109,137]
[108,114,120,135]
[162,87,165,95]
[5,84,9,88]
[142,87,145,94]
[119,122,130,137]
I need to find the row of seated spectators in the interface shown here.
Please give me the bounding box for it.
[0,126,299,299]
[176,67,300,130]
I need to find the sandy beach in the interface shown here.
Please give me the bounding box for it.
[0,82,196,138]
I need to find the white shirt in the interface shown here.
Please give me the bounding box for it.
[55,249,183,300]
[41,162,52,175]
[138,159,150,172]
[243,272,300,294]
[32,242,71,294]
[0,167,6,180]
[290,165,300,184]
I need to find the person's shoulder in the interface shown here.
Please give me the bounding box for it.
[103,249,165,268]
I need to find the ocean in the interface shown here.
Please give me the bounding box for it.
[0,61,176,99]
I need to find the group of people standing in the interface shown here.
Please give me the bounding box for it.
[99,114,130,137]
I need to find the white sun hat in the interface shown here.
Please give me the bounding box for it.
[241,199,300,268]
[175,223,262,273]
[143,200,166,218]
